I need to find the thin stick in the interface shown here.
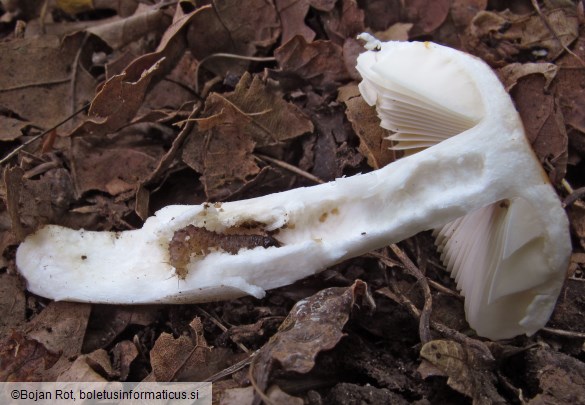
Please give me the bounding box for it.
[0,103,89,165]
[388,244,433,343]
[195,306,250,354]
[255,153,324,184]
[541,327,585,339]
[204,350,258,382]
[530,0,585,67]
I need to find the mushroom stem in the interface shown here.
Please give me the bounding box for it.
[16,38,570,339]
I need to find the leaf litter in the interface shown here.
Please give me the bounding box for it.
[0,1,585,404]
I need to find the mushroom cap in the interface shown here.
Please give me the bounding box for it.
[356,35,571,339]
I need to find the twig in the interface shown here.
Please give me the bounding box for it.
[376,287,494,361]
[0,103,89,165]
[204,350,258,382]
[530,0,585,67]
[0,78,71,93]
[70,32,90,118]
[387,244,433,343]
[255,153,324,184]
[541,327,585,339]
[195,306,250,354]
[563,186,585,207]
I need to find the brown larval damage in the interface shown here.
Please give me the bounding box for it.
[169,225,281,279]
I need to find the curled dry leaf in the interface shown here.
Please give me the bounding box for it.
[275,0,316,43]
[82,306,160,353]
[250,280,374,402]
[86,5,170,50]
[338,85,396,169]
[70,133,165,196]
[555,33,585,155]
[449,0,488,29]
[69,57,165,137]
[187,0,280,76]
[498,62,558,91]
[68,5,205,137]
[182,72,313,200]
[419,339,506,405]
[467,3,579,66]
[320,0,365,45]
[403,0,451,36]
[0,273,26,334]
[0,331,60,382]
[360,0,402,32]
[4,166,75,238]
[523,347,585,403]
[274,36,352,88]
[26,302,92,360]
[57,355,108,382]
[0,34,98,132]
[150,317,230,382]
[511,74,568,184]
[112,340,139,381]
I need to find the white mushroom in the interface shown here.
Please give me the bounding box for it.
[16,35,570,340]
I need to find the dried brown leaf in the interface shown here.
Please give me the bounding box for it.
[221,386,255,405]
[182,105,260,200]
[4,166,75,237]
[450,0,488,29]
[275,36,351,88]
[568,204,585,250]
[187,0,280,75]
[511,74,568,184]
[309,0,336,11]
[403,0,451,36]
[250,280,374,401]
[87,5,170,50]
[26,302,91,359]
[555,33,585,155]
[0,116,29,142]
[70,133,165,196]
[275,0,315,43]
[183,73,312,200]
[0,273,26,334]
[374,23,414,42]
[321,0,365,45]
[57,355,108,382]
[339,86,396,169]
[419,340,506,405]
[85,348,117,380]
[82,305,160,353]
[4,166,25,241]
[68,5,205,138]
[524,347,585,404]
[225,73,314,146]
[0,331,60,382]
[150,317,230,382]
[112,340,139,381]
[360,0,402,32]
[69,56,165,137]
[498,62,558,91]
[467,3,579,66]
[266,385,304,404]
[0,34,98,131]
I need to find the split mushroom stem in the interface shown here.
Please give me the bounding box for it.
[16,36,570,340]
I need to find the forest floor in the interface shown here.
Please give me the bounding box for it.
[1,1,585,404]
